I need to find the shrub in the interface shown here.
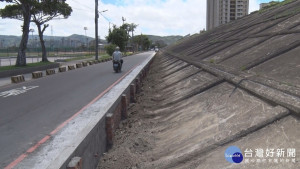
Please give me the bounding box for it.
[104,44,117,56]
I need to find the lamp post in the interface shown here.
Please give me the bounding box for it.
[35,37,38,62]
[84,27,88,51]
[95,9,108,60]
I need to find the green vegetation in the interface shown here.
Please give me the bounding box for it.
[0,0,73,66]
[99,54,111,60]
[104,44,117,56]
[259,0,296,13]
[272,7,300,20]
[0,61,54,72]
[146,35,183,46]
[31,0,72,62]
[281,82,294,87]
[133,34,151,50]
[241,66,247,71]
[209,39,218,44]
[64,54,94,62]
[124,52,133,56]
[106,24,130,52]
[209,59,215,64]
[65,53,110,62]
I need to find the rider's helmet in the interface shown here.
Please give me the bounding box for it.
[115,46,120,51]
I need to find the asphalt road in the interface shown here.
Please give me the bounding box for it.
[0,51,154,168]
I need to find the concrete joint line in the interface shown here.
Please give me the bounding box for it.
[161,64,190,79]
[160,70,202,90]
[159,78,225,109]
[163,50,300,115]
[161,106,290,169]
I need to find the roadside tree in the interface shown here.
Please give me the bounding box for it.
[128,23,138,51]
[0,0,33,66]
[31,0,72,62]
[106,24,129,52]
[134,34,151,51]
[0,0,72,65]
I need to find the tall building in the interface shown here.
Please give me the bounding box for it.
[207,0,249,31]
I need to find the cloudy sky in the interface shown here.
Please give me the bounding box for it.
[0,0,280,38]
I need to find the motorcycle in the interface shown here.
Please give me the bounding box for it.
[113,60,122,73]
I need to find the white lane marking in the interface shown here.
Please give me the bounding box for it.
[0,86,39,98]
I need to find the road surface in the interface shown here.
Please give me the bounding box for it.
[0,51,154,168]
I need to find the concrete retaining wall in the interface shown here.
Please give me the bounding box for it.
[14,52,156,169]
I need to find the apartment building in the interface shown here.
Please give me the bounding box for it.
[207,0,249,30]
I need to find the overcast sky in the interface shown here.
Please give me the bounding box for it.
[0,0,280,38]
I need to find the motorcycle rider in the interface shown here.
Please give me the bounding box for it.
[112,46,123,67]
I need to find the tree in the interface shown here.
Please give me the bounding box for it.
[128,23,138,52]
[154,40,167,48]
[120,23,130,52]
[0,0,33,66]
[106,24,129,52]
[31,0,72,62]
[133,34,151,51]
[104,44,117,56]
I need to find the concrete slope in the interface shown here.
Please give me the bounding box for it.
[141,55,297,168]
[98,53,299,169]
[98,1,299,168]
[166,0,300,99]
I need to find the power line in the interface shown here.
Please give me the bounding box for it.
[99,12,111,23]
[73,0,93,11]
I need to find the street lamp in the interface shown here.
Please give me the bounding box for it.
[84,27,88,50]
[29,29,34,47]
[95,9,108,60]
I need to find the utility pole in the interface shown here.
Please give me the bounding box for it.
[95,0,99,60]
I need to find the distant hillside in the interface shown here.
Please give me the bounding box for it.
[0,34,183,48]
[0,34,102,48]
[146,35,183,46]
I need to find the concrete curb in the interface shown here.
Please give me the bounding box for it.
[59,66,67,72]
[46,69,56,76]
[88,61,94,65]
[11,75,25,83]
[76,63,83,68]
[32,71,43,79]
[14,52,156,169]
[68,65,76,71]
[82,62,88,67]
[2,58,116,86]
